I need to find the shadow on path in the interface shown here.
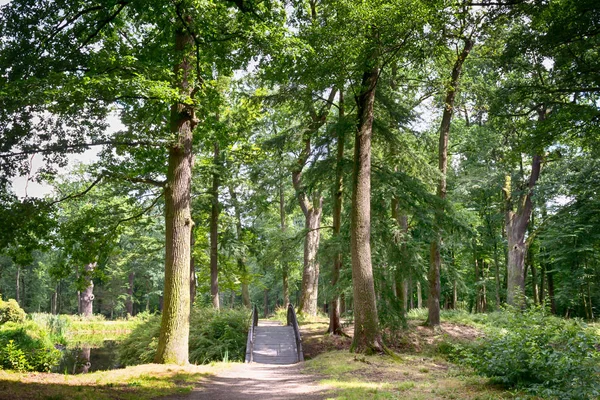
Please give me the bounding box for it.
[161,362,329,400]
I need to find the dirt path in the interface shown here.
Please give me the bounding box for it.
[162,362,329,400]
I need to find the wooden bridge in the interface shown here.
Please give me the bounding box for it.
[245,304,304,365]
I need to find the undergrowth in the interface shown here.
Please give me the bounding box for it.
[119,306,250,365]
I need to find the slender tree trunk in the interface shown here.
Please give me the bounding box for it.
[155,22,194,365]
[297,198,323,315]
[279,184,290,306]
[417,281,422,308]
[126,271,134,316]
[293,90,337,316]
[494,241,501,308]
[329,90,345,335]
[52,284,58,315]
[428,38,474,327]
[392,198,409,321]
[263,289,268,317]
[547,268,556,314]
[350,66,383,353]
[15,265,20,306]
[229,185,250,307]
[540,261,546,304]
[210,141,220,309]
[587,283,594,320]
[190,230,196,310]
[81,262,96,317]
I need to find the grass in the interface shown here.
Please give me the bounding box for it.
[306,350,513,400]
[298,316,536,400]
[0,362,233,400]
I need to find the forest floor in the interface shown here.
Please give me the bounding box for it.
[297,318,512,400]
[0,314,518,400]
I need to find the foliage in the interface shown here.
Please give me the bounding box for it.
[28,313,70,345]
[0,321,61,372]
[119,306,250,365]
[0,298,25,325]
[467,309,600,399]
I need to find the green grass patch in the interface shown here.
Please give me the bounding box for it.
[0,363,225,400]
[306,350,512,400]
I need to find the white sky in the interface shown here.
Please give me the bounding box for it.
[11,114,124,199]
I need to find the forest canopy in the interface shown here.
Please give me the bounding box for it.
[0,0,599,366]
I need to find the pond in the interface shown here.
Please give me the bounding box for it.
[53,340,122,374]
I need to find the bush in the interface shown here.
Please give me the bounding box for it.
[0,298,26,325]
[467,308,600,400]
[119,306,250,366]
[0,321,61,372]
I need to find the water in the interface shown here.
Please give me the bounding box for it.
[53,340,122,374]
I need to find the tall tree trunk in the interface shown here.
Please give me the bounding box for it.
[391,198,409,321]
[547,267,556,314]
[504,152,543,307]
[190,230,197,310]
[229,185,250,307]
[428,38,474,327]
[279,184,290,306]
[155,22,194,365]
[417,281,422,308]
[51,284,58,315]
[540,259,546,304]
[210,141,220,309]
[263,289,268,317]
[494,241,501,308]
[80,262,96,317]
[329,90,345,335]
[126,271,134,316]
[350,66,383,353]
[15,265,20,306]
[292,90,337,316]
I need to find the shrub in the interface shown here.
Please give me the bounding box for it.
[119,306,250,366]
[0,298,26,325]
[0,321,61,372]
[467,308,600,400]
[188,307,249,364]
[118,315,161,365]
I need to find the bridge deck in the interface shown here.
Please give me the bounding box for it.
[251,320,299,365]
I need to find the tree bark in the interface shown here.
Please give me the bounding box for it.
[293,89,336,316]
[350,66,383,353]
[279,184,290,306]
[15,265,20,306]
[504,149,543,307]
[392,197,409,321]
[547,268,556,314]
[155,21,194,365]
[210,141,221,309]
[329,89,345,335]
[190,229,197,310]
[80,262,96,317]
[428,37,473,327]
[126,271,134,316]
[229,185,250,307]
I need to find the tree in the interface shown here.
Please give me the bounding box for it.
[0,0,276,364]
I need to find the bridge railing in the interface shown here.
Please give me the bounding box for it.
[245,304,258,363]
[287,303,304,362]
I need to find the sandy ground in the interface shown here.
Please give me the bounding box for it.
[162,362,329,400]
